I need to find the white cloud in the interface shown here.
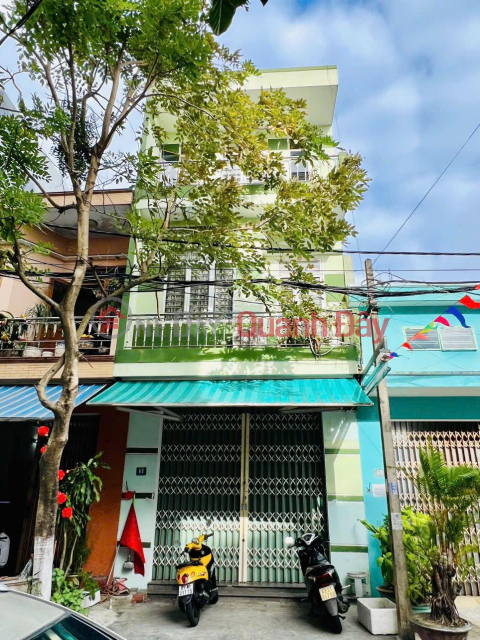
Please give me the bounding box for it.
[223,0,480,281]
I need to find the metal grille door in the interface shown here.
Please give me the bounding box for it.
[393,421,480,595]
[153,409,242,583]
[245,410,328,584]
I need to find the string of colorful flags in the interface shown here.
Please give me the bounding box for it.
[390,286,480,358]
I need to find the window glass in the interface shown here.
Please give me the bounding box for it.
[189,268,210,315]
[214,268,234,315]
[31,615,111,640]
[164,268,186,315]
[162,144,180,162]
[404,328,440,350]
[439,327,476,350]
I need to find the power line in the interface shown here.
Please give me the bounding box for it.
[0,0,45,48]
[372,121,480,265]
[42,223,480,258]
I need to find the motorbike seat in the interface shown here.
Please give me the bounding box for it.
[305,563,335,577]
[176,560,202,569]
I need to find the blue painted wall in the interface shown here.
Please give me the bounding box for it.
[357,400,387,594]
[359,303,480,374]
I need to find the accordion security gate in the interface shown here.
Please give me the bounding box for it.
[152,409,328,585]
[393,420,480,595]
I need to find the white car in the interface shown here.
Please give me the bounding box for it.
[0,583,127,640]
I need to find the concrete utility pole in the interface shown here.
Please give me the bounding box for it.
[365,259,414,640]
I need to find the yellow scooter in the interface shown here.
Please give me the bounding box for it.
[176,533,218,627]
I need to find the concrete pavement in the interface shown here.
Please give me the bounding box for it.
[89,596,395,640]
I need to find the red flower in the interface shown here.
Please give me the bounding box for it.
[57,492,67,505]
[40,445,48,454]
[37,426,49,437]
[58,470,65,481]
[62,507,73,520]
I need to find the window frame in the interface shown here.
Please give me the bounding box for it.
[164,264,234,318]
[403,327,441,351]
[438,326,477,351]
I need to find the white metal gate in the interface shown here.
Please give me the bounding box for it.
[393,420,480,595]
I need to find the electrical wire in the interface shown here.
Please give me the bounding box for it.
[372,121,480,266]
[41,223,480,258]
[0,0,45,48]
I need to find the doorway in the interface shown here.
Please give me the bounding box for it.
[152,408,328,586]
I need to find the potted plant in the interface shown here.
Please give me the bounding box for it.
[362,507,434,610]
[412,446,480,639]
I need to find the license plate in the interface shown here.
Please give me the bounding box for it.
[179,583,193,596]
[319,585,336,602]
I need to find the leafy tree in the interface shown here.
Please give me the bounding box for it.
[362,508,434,606]
[0,0,368,599]
[208,0,269,35]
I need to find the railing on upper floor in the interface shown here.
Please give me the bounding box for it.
[0,316,117,358]
[159,154,339,186]
[122,311,356,351]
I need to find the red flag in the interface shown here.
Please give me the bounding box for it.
[459,295,480,310]
[119,503,146,575]
[412,332,428,340]
[475,284,480,290]
[434,316,450,327]
[400,342,413,351]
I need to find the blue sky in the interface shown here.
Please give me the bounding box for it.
[1,0,479,284]
[222,0,480,282]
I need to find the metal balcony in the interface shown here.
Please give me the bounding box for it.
[159,154,339,186]
[122,311,355,351]
[0,316,117,358]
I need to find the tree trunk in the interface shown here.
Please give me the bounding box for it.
[33,314,80,599]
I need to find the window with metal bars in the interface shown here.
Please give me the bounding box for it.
[164,265,233,316]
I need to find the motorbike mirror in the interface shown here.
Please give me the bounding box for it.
[284,536,295,547]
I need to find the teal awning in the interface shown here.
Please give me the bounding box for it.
[88,378,372,408]
[0,384,105,420]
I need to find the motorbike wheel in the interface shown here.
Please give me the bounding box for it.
[186,602,200,627]
[329,615,342,634]
[210,591,219,605]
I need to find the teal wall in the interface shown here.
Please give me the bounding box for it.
[357,401,387,595]
[323,410,370,591]
[390,395,480,421]
[359,304,480,374]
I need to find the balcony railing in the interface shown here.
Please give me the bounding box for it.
[159,154,339,186]
[123,312,355,351]
[0,316,117,358]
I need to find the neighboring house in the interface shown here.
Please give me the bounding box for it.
[88,67,374,592]
[0,189,132,577]
[353,284,480,596]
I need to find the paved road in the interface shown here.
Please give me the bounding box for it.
[90,596,395,640]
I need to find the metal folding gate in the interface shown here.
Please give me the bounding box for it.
[393,420,480,595]
[152,408,328,585]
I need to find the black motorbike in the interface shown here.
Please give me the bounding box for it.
[285,533,349,634]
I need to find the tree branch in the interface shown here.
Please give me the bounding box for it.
[11,237,60,311]
[35,354,66,413]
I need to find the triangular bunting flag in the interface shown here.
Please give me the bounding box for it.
[390,352,400,359]
[446,306,470,328]
[459,295,480,310]
[420,322,435,333]
[412,332,429,340]
[400,342,413,351]
[475,284,480,290]
[434,316,450,327]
